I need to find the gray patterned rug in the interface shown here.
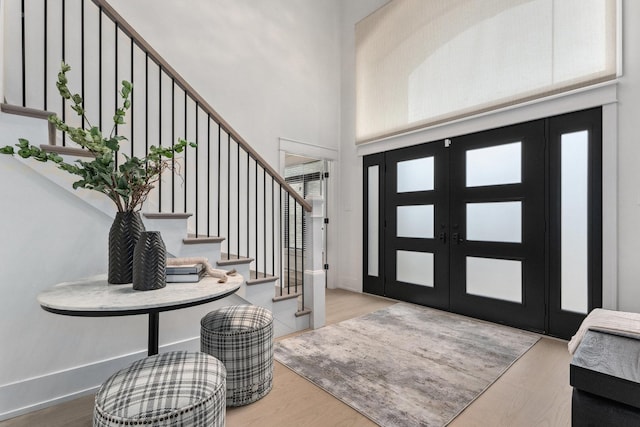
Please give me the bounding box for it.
[275,303,539,426]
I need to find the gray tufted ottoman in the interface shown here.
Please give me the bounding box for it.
[93,351,226,427]
[201,305,274,406]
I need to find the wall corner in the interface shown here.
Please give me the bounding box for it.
[0,0,5,102]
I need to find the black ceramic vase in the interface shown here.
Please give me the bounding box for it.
[132,231,167,291]
[108,211,146,284]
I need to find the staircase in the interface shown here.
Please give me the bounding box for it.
[0,105,318,337]
[1,0,319,328]
[0,0,325,419]
[142,212,311,337]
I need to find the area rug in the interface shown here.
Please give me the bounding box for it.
[275,303,539,426]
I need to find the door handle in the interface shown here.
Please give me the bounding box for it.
[452,232,464,244]
[439,232,447,243]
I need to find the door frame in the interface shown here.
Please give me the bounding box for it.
[279,137,338,288]
[363,153,385,296]
[383,142,450,310]
[362,108,603,339]
[547,108,603,338]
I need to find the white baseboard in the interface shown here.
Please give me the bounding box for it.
[337,276,361,293]
[0,337,200,422]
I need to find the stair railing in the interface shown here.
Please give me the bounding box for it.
[7,0,311,305]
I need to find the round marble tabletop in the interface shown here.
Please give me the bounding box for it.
[37,274,242,316]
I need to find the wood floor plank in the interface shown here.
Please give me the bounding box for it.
[0,289,572,427]
[449,338,572,427]
[227,362,377,427]
[0,394,94,427]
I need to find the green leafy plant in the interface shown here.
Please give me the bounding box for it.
[1,62,195,212]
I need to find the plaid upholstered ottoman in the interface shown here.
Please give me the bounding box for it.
[201,305,274,406]
[93,351,226,426]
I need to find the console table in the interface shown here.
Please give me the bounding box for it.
[37,274,242,356]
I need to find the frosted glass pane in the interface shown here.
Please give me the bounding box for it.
[397,205,434,238]
[397,250,434,287]
[466,142,521,187]
[397,157,434,193]
[367,166,379,277]
[466,257,522,303]
[561,131,589,314]
[467,202,522,243]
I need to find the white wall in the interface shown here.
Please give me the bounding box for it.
[615,0,640,311]
[0,116,117,385]
[107,0,342,168]
[337,0,389,292]
[0,114,142,416]
[337,0,640,314]
[0,0,4,102]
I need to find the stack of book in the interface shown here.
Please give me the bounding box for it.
[166,263,206,283]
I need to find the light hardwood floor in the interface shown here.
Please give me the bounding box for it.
[0,289,572,427]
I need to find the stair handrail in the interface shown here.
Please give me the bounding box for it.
[91,0,311,213]
[10,0,310,306]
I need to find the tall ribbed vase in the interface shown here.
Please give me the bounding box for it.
[108,211,146,284]
[132,231,167,291]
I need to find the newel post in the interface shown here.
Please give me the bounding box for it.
[304,196,325,329]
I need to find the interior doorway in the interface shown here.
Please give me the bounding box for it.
[283,154,330,289]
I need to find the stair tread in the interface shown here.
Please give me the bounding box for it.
[143,212,193,219]
[2,103,53,119]
[217,254,254,266]
[272,284,302,301]
[40,144,94,158]
[295,308,312,317]
[247,274,279,285]
[272,293,300,302]
[183,235,225,244]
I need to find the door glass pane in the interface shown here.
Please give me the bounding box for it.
[397,157,434,193]
[396,250,434,287]
[467,201,522,243]
[397,205,434,238]
[466,142,521,187]
[466,257,522,303]
[561,130,589,314]
[367,166,379,277]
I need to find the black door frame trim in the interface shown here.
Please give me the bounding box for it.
[363,153,385,296]
[363,107,603,339]
[548,107,603,338]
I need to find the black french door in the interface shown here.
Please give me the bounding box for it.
[383,142,450,310]
[448,121,546,332]
[363,108,602,338]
